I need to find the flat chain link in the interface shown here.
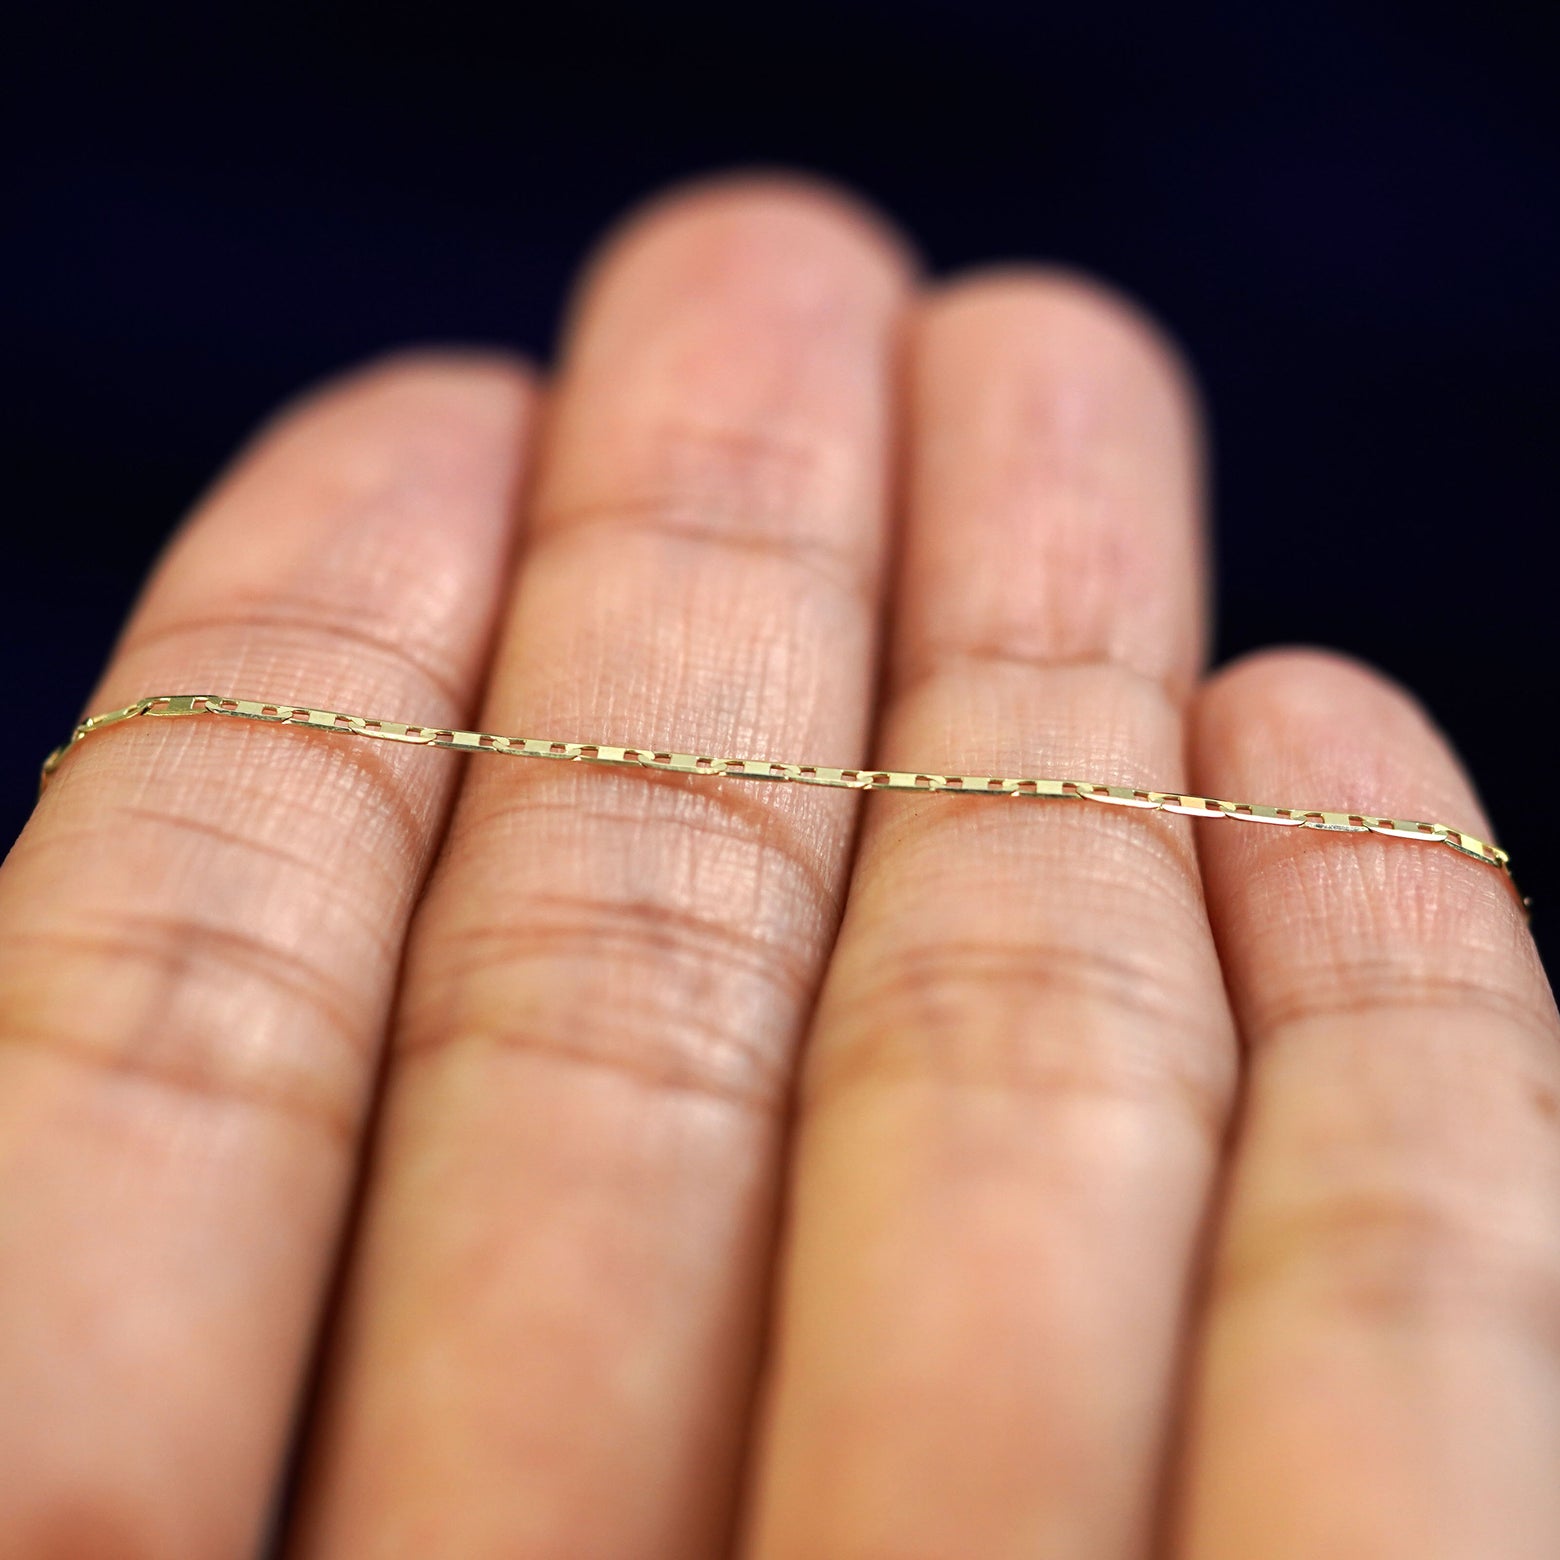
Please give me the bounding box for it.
[40,694,1519,888]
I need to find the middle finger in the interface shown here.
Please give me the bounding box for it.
[292,179,912,1557]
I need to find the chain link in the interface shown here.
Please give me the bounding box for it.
[40,693,1518,888]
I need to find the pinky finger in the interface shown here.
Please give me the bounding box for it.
[1176,651,1560,1560]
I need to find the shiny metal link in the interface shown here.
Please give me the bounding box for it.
[40,693,1518,884]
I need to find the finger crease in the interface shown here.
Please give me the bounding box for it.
[121,600,471,713]
[894,644,1188,715]
[535,490,876,610]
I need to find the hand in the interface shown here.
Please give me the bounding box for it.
[3,176,1554,1560]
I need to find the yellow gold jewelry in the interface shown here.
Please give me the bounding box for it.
[41,693,1517,884]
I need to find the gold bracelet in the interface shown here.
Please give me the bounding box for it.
[40,693,1517,885]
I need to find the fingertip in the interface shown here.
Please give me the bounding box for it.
[895,261,1211,702]
[564,169,920,338]
[921,265,1204,434]
[199,348,540,541]
[1200,645,1438,751]
[259,347,538,446]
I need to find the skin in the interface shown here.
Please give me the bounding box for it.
[0,175,1554,1560]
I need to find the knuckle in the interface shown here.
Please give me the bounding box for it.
[808,931,1232,1149]
[0,908,367,1144]
[1218,1179,1560,1351]
[402,898,802,1115]
[405,776,845,1113]
[539,414,874,606]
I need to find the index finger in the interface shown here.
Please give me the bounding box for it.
[0,356,534,1556]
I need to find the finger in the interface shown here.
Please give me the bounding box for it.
[0,355,534,1559]
[1175,651,1560,1559]
[291,180,913,1557]
[744,275,1235,1559]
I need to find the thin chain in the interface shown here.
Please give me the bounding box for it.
[40,693,1518,885]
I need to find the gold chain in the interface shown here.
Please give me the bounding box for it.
[40,694,1516,884]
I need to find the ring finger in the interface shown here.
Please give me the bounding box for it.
[744,273,1234,1559]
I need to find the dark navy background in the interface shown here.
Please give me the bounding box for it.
[5,3,1557,970]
